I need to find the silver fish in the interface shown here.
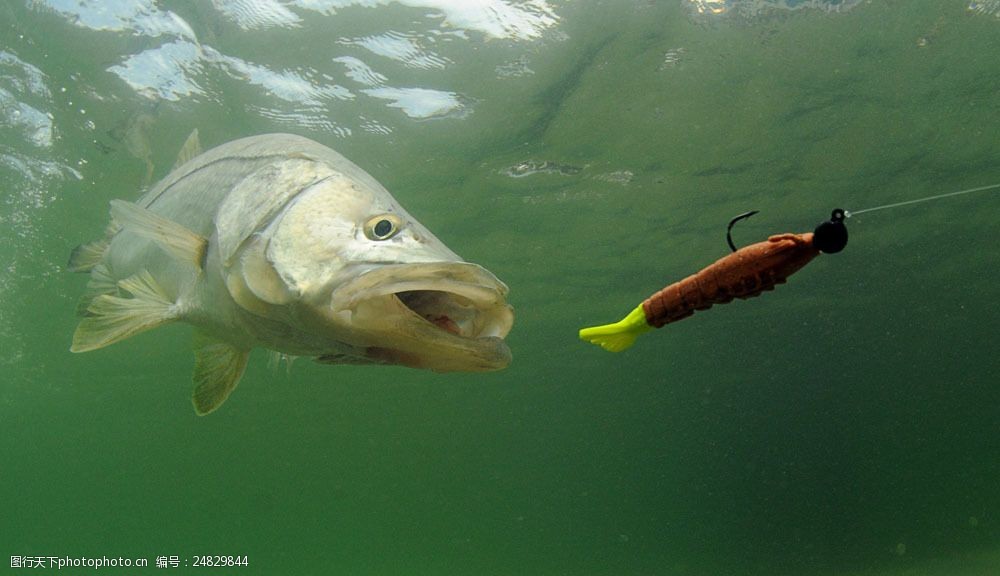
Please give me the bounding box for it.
[69,132,513,414]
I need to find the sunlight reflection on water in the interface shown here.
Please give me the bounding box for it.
[31,0,561,135]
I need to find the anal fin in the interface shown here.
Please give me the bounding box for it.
[192,331,250,416]
[71,270,178,353]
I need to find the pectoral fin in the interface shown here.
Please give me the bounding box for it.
[192,331,250,416]
[110,200,207,269]
[71,270,178,352]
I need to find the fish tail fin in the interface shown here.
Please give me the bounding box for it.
[71,269,179,353]
[578,305,652,353]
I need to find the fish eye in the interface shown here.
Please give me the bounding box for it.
[364,214,402,241]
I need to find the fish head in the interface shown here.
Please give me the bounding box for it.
[236,170,513,371]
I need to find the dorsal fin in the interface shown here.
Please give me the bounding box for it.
[173,129,202,170]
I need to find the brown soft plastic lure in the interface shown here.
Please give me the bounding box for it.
[579,209,847,352]
[642,231,819,328]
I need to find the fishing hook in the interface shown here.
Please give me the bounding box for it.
[726,210,759,252]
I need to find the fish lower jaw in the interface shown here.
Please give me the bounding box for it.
[325,287,513,371]
[360,334,511,372]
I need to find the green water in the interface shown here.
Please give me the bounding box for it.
[2,1,999,574]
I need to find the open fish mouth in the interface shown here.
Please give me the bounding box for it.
[330,262,513,366]
[394,289,509,339]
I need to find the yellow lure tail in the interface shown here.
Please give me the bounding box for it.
[578,305,652,352]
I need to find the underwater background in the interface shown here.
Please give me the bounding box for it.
[2,0,999,574]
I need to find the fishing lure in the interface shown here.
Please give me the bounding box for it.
[578,209,848,352]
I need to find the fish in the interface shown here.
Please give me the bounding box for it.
[68,132,514,415]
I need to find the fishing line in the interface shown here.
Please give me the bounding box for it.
[581,180,1000,349]
[845,181,1000,217]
